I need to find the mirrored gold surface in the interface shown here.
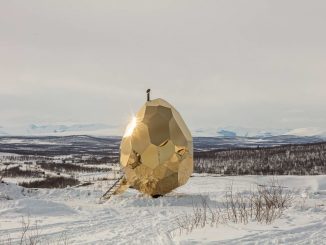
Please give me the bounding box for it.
[120,98,193,196]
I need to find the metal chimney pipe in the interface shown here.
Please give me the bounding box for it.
[146,89,151,101]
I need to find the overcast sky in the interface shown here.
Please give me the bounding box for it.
[1,0,325,133]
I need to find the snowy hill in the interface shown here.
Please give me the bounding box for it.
[0,176,325,244]
[284,127,326,137]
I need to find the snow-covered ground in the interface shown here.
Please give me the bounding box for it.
[0,175,325,244]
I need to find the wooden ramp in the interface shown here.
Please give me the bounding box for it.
[100,175,129,203]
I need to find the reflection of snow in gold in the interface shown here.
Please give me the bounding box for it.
[124,116,137,137]
[120,98,193,196]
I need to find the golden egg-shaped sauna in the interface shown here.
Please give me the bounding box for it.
[119,92,193,197]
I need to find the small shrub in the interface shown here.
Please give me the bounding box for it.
[175,179,293,235]
[0,215,69,244]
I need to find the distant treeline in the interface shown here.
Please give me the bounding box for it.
[194,142,326,175]
[36,161,109,173]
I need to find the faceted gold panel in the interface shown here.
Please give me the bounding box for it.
[120,98,193,196]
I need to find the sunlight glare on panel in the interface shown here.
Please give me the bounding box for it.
[124,116,137,137]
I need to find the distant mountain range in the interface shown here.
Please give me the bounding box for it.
[195,127,289,138]
[193,126,326,138]
[0,124,325,139]
[0,124,120,137]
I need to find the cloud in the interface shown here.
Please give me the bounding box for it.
[0,0,325,132]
